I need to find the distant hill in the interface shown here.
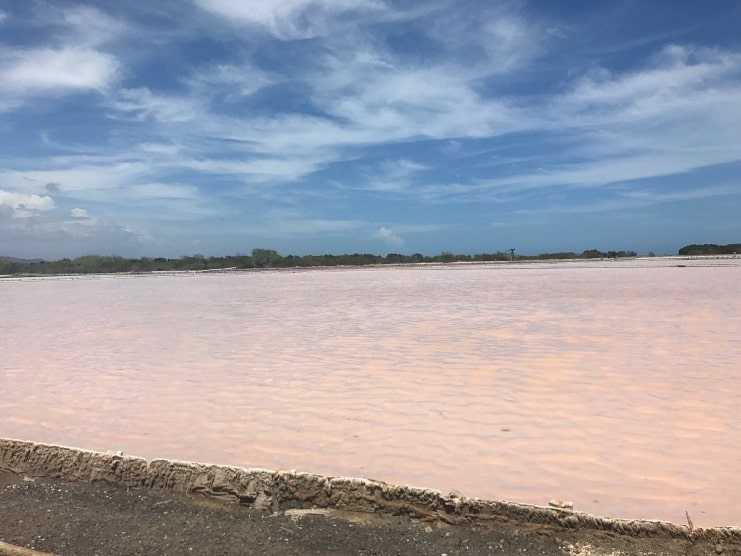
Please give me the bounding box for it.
[678,243,741,256]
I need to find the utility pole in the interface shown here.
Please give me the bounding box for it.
[509,248,515,261]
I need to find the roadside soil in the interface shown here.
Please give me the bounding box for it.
[0,470,737,556]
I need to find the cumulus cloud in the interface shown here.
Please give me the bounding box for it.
[69,208,90,218]
[0,193,156,260]
[0,190,55,217]
[373,226,405,249]
[0,212,155,259]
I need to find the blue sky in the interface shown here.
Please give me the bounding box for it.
[1,0,740,259]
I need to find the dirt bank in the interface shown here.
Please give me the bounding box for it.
[2,470,738,556]
[1,439,740,555]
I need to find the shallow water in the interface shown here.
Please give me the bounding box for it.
[1,260,739,526]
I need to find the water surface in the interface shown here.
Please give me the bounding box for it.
[1,260,739,526]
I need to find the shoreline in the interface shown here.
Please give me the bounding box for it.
[1,254,740,281]
[2,437,740,537]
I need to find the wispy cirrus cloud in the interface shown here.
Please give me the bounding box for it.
[192,0,391,39]
[512,181,741,218]
[60,5,128,46]
[561,45,740,115]
[449,44,741,197]
[110,87,201,123]
[0,47,120,95]
[187,63,274,100]
[616,183,740,203]
[358,159,429,194]
[0,4,124,111]
[1,1,739,257]
[0,162,147,198]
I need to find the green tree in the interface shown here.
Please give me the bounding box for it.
[251,248,282,268]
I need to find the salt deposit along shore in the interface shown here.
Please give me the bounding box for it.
[1,438,740,555]
[1,258,740,528]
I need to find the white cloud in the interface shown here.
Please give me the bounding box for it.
[192,0,389,39]
[0,4,126,112]
[69,208,90,218]
[510,182,741,218]
[172,154,325,183]
[459,44,741,196]
[59,5,128,47]
[373,226,405,249]
[144,47,530,185]
[429,6,545,75]
[4,2,738,261]
[111,88,200,123]
[559,46,741,124]
[9,28,738,216]
[378,159,428,179]
[0,162,148,198]
[189,63,274,99]
[125,183,198,200]
[0,208,155,258]
[137,143,182,156]
[617,183,740,203]
[466,149,738,195]
[92,4,541,195]
[0,47,120,94]
[359,159,428,193]
[313,50,526,141]
[0,190,55,217]
[0,10,7,24]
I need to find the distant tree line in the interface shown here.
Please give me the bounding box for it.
[0,247,645,276]
[677,243,741,256]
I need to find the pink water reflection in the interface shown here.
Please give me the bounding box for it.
[1,262,740,526]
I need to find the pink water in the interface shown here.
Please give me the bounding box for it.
[1,261,739,526]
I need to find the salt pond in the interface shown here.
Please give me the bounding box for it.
[1,258,739,526]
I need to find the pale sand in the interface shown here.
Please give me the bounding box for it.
[1,259,739,526]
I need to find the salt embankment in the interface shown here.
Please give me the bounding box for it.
[2,438,740,546]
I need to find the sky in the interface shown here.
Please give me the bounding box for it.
[1,1,740,259]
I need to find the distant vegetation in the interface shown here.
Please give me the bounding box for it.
[0,248,644,275]
[677,243,741,256]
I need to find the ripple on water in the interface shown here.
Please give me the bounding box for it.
[1,263,739,527]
